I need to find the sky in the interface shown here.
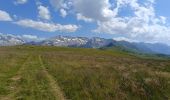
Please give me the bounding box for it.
[0,0,170,45]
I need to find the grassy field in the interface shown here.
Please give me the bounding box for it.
[0,46,170,100]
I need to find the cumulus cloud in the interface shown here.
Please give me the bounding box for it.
[94,0,158,34]
[22,35,38,40]
[15,0,27,4]
[21,34,45,41]
[113,37,139,43]
[0,33,44,42]
[73,0,116,21]
[93,18,128,34]
[159,16,166,24]
[60,9,67,18]
[49,0,117,21]
[91,0,170,44]
[49,0,72,18]
[14,19,79,32]
[49,0,72,10]
[0,10,12,21]
[76,13,93,22]
[38,5,51,20]
[50,0,64,9]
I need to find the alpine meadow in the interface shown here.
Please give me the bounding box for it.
[0,46,170,100]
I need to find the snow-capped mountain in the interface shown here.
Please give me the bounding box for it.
[0,34,170,55]
[83,37,115,48]
[38,36,115,48]
[0,33,25,46]
[39,35,89,47]
[33,36,170,55]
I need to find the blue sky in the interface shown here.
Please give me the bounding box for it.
[0,0,170,45]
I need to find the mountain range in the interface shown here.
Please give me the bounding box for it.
[0,34,170,55]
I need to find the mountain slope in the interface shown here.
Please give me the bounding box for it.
[33,36,170,55]
[0,34,169,55]
[40,35,88,47]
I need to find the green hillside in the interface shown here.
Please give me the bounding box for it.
[0,46,170,100]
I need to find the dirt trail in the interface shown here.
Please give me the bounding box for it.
[39,55,66,100]
[1,55,32,100]
[11,56,32,81]
[1,55,66,100]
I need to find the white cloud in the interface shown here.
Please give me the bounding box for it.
[73,0,116,21]
[0,10,12,21]
[50,0,64,9]
[22,35,38,40]
[93,18,128,34]
[76,13,93,22]
[38,5,51,20]
[92,0,170,45]
[14,19,79,32]
[49,0,72,10]
[49,0,117,21]
[113,37,139,43]
[50,0,72,18]
[15,0,27,4]
[159,16,166,24]
[0,33,44,42]
[21,34,45,41]
[60,9,67,18]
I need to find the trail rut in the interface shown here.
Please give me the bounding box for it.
[39,55,66,100]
